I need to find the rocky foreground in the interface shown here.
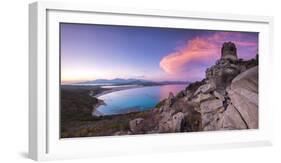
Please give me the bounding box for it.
[125,42,259,135]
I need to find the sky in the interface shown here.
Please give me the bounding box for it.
[60,23,258,84]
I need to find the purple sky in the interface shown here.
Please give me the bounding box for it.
[60,23,258,83]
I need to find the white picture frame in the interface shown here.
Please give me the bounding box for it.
[29,1,274,161]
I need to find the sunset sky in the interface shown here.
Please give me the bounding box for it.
[60,23,258,84]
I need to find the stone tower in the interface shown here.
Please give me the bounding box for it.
[205,42,240,93]
[221,42,238,61]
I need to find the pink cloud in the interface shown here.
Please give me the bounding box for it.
[159,37,218,74]
[159,32,258,77]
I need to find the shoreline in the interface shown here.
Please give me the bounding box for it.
[90,84,188,116]
[91,85,144,116]
[93,83,188,98]
[92,99,106,117]
[93,85,145,98]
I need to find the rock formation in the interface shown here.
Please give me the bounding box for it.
[129,118,145,134]
[128,42,258,134]
[221,42,238,61]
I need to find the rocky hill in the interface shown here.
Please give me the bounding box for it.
[126,42,259,134]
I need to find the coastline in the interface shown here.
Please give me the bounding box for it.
[93,83,188,98]
[91,85,144,116]
[61,83,189,137]
[93,85,144,98]
[90,84,188,116]
[92,99,106,116]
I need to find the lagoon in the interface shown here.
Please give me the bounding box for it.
[93,84,186,116]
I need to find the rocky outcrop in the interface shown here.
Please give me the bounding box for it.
[190,83,225,131]
[221,104,247,129]
[158,112,185,133]
[127,42,258,135]
[227,66,258,129]
[194,82,216,95]
[190,44,258,131]
[205,58,241,93]
[165,92,175,107]
[129,118,145,134]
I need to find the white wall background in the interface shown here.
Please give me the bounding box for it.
[0,0,280,162]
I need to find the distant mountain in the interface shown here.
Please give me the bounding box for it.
[76,78,189,86]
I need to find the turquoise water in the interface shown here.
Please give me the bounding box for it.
[94,84,186,116]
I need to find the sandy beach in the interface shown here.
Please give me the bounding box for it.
[93,85,144,97]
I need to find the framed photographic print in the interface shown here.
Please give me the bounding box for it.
[29,1,274,161]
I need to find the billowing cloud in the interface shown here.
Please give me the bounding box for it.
[159,32,258,80]
[160,36,218,74]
